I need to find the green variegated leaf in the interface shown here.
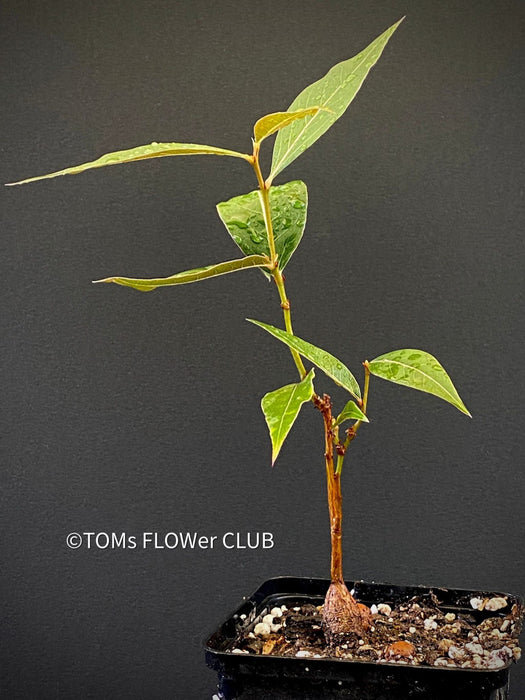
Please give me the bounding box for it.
[368,349,471,416]
[93,254,271,292]
[216,180,307,275]
[262,369,315,465]
[6,142,251,185]
[269,18,403,181]
[334,400,368,426]
[248,319,361,400]
[253,107,324,143]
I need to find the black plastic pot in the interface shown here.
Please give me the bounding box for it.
[205,576,523,700]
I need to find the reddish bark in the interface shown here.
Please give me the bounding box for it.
[314,393,371,644]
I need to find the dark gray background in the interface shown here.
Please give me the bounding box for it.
[1,0,524,698]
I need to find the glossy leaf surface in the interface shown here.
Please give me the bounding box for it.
[6,142,251,185]
[368,349,471,416]
[334,400,368,425]
[93,254,271,292]
[261,369,315,465]
[248,319,361,400]
[216,180,307,275]
[269,18,403,181]
[253,107,323,143]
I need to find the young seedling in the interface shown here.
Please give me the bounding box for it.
[7,18,470,645]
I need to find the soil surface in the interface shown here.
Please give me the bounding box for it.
[228,592,523,670]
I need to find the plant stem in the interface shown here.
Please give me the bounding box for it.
[272,268,306,378]
[250,150,306,378]
[329,471,344,584]
[316,392,371,642]
[314,394,344,584]
[251,150,277,264]
[251,150,369,639]
[361,362,371,414]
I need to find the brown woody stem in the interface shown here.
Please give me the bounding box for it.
[314,393,371,643]
[314,394,344,583]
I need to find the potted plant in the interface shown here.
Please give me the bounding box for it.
[7,17,523,699]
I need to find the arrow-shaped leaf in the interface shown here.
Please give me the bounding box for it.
[334,400,369,426]
[6,142,252,186]
[248,319,361,400]
[217,180,307,276]
[368,349,471,416]
[253,107,324,144]
[93,254,271,292]
[269,18,403,181]
[262,369,315,465]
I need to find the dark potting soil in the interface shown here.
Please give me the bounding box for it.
[227,592,523,671]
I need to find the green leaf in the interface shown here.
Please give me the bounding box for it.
[334,400,369,426]
[216,180,307,276]
[253,107,324,143]
[93,254,271,292]
[261,369,315,465]
[248,319,361,400]
[368,349,471,416]
[6,142,252,186]
[269,18,403,181]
